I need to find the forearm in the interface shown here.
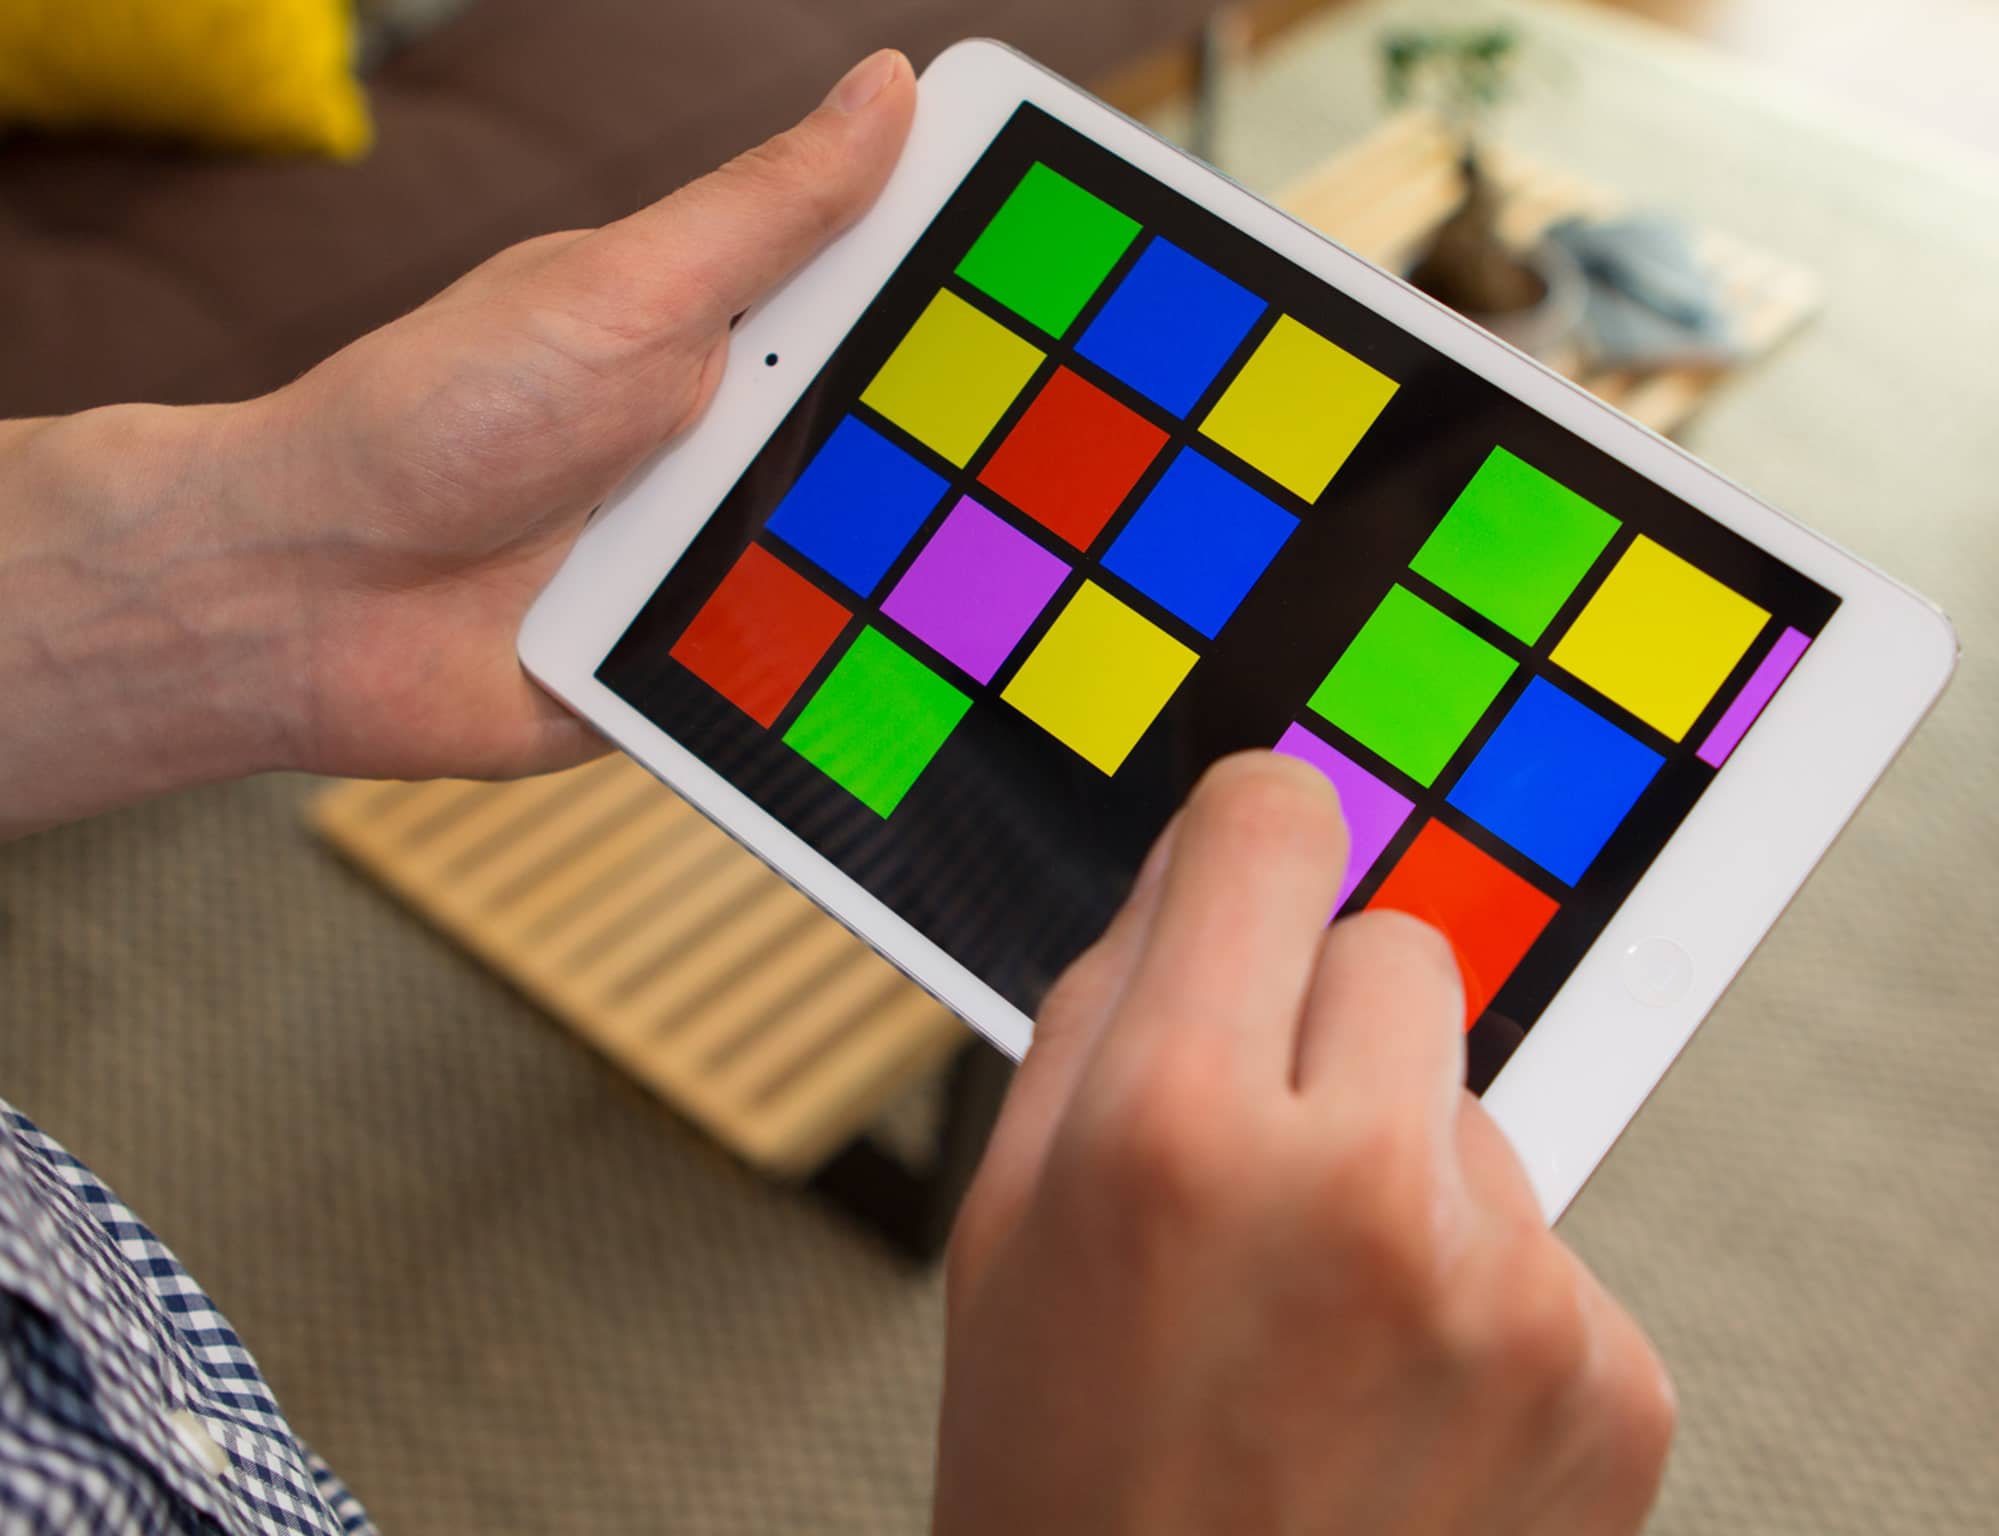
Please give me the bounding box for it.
[0,402,304,838]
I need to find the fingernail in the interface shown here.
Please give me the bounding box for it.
[825,49,899,114]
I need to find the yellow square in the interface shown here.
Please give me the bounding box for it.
[1198,314,1399,502]
[1001,582,1197,775]
[860,290,1044,467]
[1551,536,1770,740]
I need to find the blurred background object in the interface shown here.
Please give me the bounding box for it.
[1372,19,1749,375]
[3,1,1995,1532]
[1377,21,1579,355]
[354,0,479,69]
[0,0,373,160]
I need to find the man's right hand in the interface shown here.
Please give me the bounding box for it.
[934,752,1674,1535]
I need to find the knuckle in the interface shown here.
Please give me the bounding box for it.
[1435,1225,1589,1380]
[1483,1256,1592,1395]
[1084,1058,1236,1236]
[1112,1103,1221,1217]
[1606,1339,1680,1482]
[1320,1132,1457,1324]
[454,229,584,294]
[504,228,588,265]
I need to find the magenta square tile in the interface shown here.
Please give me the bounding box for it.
[1274,722,1416,913]
[882,497,1070,683]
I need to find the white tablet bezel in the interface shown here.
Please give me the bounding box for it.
[519,39,1956,1219]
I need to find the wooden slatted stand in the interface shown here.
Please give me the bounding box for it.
[311,760,969,1183]
[1280,111,1823,435]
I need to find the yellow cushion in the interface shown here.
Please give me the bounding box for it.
[0,0,373,161]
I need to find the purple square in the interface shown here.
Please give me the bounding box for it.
[1274,722,1416,913]
[882,497,1070,683]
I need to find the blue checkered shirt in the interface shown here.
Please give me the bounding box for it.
[0,1100,373,1535]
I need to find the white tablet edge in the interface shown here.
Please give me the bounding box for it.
[520,39,1958,1219]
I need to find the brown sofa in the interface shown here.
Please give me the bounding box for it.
[0,0,1218,419]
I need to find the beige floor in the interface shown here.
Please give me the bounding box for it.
[3,3,1995,1532]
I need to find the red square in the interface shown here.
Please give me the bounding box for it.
[1368,820,1559,1028]
[977,367,1168,550]
[670,544,851,727]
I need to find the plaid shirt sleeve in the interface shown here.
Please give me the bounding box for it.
[0,1099,374,1536]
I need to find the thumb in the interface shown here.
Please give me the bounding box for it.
[587,50,916,338]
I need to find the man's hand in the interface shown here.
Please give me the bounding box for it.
[936,753,1676,1536]
[250,48,915,782]
[0,51,913,835]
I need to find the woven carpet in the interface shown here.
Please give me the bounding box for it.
[3,2,1994,1530]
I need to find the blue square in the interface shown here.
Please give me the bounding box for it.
[1100,449,1297,639]
[1077,239,1265,416]
[764,416,949,597]
[1447,677,1664,885]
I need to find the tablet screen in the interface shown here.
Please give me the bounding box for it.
[598,103,1839,1089]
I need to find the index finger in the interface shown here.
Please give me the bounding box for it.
[1087,752,1350,1093]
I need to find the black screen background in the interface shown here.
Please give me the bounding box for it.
[600,105,1840,1091]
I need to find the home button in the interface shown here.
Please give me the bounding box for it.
[1622,938,1692,1007]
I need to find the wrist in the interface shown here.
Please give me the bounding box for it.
[0,399,310,834]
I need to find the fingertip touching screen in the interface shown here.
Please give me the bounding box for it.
[598,104,1839,1091]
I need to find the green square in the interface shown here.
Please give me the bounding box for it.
[955,162,1140,337]
[1308,586,1517,787]
[1410,447,1621,644]
[784,628,971,817]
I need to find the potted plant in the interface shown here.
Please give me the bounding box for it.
[1381,23,1584,363]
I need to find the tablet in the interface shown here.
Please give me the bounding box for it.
[519,39,1955,1217]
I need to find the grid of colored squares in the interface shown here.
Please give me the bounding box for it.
[670,160,1407,814]
[1279,445,1799,1026]
[948,160,1401,513]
